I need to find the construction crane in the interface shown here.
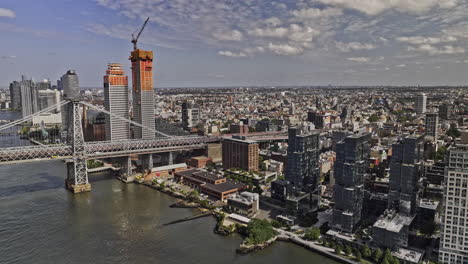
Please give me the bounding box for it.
[131,17,150,51]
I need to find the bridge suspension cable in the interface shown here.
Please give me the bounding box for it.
[0,101,69,132]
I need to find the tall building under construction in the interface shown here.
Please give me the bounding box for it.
[130,49,154,140]
[104,63,129,141]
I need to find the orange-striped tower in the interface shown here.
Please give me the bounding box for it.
[130,49,154,140]
[103,63,129,140]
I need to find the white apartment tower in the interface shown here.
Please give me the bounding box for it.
[415,93,427,114]
[103,63,130,141]
[439,133,468,263]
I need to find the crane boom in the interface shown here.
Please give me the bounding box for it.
[131,17,150,50]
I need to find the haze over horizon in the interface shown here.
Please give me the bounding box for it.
[1,0,468,87]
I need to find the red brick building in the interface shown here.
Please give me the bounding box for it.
[187,156,212,168]
[222,137,259,172]
[175,169,245,201]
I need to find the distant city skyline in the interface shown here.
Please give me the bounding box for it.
[1,0,468,87]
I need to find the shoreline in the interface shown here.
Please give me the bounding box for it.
[132,178,355,264]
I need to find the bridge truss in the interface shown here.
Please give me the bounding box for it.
[0,100,219,193]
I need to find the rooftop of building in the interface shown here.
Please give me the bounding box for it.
[193,170,225,182]
[228,192,258,204]
[272,179,289,186]
[227,213,251,224]
[203,180,245,193]
[151,163,187,172]
[373,211,414,233]
[392,248,423,264]
[418,199,439,210]
[176,169,199,178]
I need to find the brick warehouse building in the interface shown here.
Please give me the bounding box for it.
[175,169,245,201]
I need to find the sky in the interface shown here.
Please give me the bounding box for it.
[1,0,468,87]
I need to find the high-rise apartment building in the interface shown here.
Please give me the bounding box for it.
[182,100,200,130]
[103,63,130,141]
[307,111,324,129]
[388,135,424,215]
[222,136,259,172]
[332,133,371,233]
[19,75,36,118]
[425,112,439,140]
[61,70,80,132]
[439,103,453,120]
[36,79,51,91]
[230,122,249,134]
[285,127,320,192]
[9,81,21,111]
[62,70,80,101]
[439,135,468,264]
[415,93,427,114]
[37,89,60,111]
[130,49,154,140]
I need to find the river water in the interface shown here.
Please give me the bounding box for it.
[0,111,338,264]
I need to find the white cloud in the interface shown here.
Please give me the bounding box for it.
[408,44,465,55]
[336,41,376,52]
[0,8,15,18]
[91,0,468,70]
[290,7,342,19]
[396,64,406,67]
[248,24,319,45]
[263,17,281,27]
[396,35,457,45]
[316,0,459,15]
[347,57,371,63]
[267,43,304,56]
[0,55,16,59]
[218,50,247,57]
[212,30,243,41]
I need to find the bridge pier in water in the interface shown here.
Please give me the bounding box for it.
[141,154,153,172]
[65,100,91,194]
[65,160,91,193]
[118,156,133,183]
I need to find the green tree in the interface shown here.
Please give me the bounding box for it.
[304,227,321,241]
[322,240,329,247]
[384,248,392,258]
[447,123,461,138]
[355,250,362,261]
[362,245,372,258]
[87,159,104,169]
[434,146,447,161]
[187,190,199,202]
[259,156,267,171]
[335,244,342,255]
[344,245,352,256]
[245,219,277,245]
[373,248,383,263]
[368,114,380,122]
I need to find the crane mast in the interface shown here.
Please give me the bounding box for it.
[131,17,150,51]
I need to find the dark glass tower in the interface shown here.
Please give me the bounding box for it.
[285,127,320,211]
[332,133,371,233]
[388,135,424,215]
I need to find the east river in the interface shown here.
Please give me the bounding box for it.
[0,111,339,264]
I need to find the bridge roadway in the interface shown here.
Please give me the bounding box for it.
[0,136,220,164]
